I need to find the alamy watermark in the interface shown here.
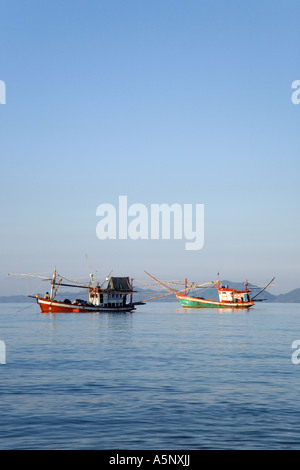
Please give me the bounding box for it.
[96,196,204,250]
[0,80,6,104]
[0,340,6,364]
[291,80,300,105]
[291,340,300,364]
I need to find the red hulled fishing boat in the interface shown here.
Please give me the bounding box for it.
[9,268,145,313]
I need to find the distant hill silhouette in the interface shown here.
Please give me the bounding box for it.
[0,295,33,303]
[273,288,300,303]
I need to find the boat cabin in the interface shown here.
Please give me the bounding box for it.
[218,285,251,303]
[88,277,133,308]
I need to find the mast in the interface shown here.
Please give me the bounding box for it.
[50,269,56,300]
[53,278,62,299]
[130,277,133,306]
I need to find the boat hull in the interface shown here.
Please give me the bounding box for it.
[37,297,135,313]
[176,294,254,309]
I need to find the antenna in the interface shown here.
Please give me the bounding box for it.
[85,254,95,288]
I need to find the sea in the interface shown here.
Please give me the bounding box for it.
[1,301,300,451]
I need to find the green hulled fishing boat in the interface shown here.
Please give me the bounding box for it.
[145,271,275,310]
[176,278,254,308]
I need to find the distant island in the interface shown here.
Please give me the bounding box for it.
[1,281,300,303]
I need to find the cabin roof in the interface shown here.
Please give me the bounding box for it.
[220,288,249,293]
[107,277,133,292]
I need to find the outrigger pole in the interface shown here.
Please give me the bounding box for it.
[144,271,178,293]
[140,284,208,303]
[251,277,276,301]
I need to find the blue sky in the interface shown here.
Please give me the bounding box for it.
[0,0,299,295]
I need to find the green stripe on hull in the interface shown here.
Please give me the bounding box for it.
[179,299,223,308]
[178,298,253,308]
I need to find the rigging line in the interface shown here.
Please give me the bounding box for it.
[139,281,210,303]
[8,273,52,280]
[16,301,37,313]
[134,279,186,285]
[139,291,176,302]
[133,280,159,285]
[57,274,89,285]
[22,276,48,297]
[144,271,184,293]
[144,271,215,293]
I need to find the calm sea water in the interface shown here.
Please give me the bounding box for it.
[1,301,300,450]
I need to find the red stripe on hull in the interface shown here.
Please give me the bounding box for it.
[38,299,90,313]
[37,298,134,313]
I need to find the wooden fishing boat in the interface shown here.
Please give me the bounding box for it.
[177,278,254,308]
[145,271,275,309]
[36,295,135,313]
[9,268,145,313]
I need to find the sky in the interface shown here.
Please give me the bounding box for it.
[0,0,299,296]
